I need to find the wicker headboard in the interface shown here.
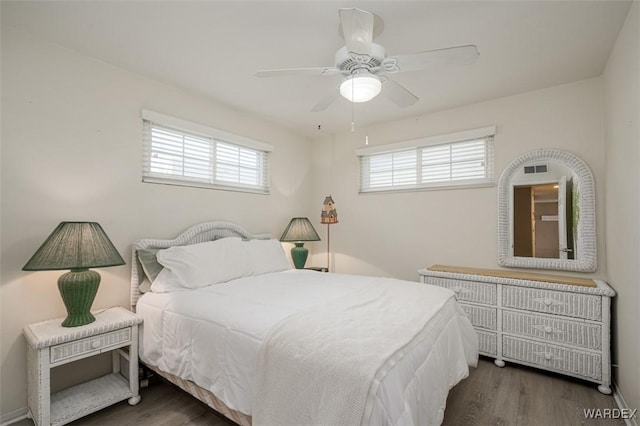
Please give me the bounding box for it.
[130,221,271,310]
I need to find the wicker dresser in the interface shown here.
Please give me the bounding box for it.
[419,265,615,394]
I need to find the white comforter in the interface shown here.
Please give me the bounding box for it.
[137,270,478,425]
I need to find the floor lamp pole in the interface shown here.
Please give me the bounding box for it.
[326,224,330,272]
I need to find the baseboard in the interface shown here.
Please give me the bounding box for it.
[0,407,27,426]
[613,381,639,426]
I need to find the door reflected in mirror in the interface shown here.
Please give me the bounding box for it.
[513,181,574,259]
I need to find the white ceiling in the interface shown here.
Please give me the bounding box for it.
[1,1,632,138]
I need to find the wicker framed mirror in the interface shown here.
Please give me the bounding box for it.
[497,149,596,272]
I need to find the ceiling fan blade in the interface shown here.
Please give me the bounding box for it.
[255,67,341,78]
[338,8,374,56]
[382,78,418,108]
[388,45,479,73]
[311,90,340,112]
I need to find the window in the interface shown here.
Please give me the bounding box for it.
[142,110,271,194]
[357,127,495,193]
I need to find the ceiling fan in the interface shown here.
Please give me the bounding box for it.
[255,8,479,112]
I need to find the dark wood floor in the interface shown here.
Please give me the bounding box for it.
[15,358,622,426]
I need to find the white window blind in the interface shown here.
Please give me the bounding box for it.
[358,128,495,193]
[142,112,271,194]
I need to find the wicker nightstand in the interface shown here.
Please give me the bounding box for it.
[23,307,142,425]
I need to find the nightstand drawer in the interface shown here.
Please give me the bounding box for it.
[51,328,131,364]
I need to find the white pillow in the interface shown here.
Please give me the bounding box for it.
[245,238,291,275]
[151,237,250,292]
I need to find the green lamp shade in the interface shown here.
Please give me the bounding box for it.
[280,217,320,269]
[23,222,125,327]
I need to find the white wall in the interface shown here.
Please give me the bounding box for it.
[0,27,314,417]
[2,12,631,420]
[310,78,607,282]
[603,1,639,411]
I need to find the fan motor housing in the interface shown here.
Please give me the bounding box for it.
[335,43,386,74]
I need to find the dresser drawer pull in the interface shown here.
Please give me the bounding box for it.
[451,287,471,295]
[532,351,561,362]
[532,324,565,335]
[90,340,101,349]
[532,297,566,307]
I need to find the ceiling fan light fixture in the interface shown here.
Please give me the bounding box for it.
[340,73,382,103]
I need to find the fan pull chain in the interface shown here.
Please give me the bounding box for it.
[351,80,355,133]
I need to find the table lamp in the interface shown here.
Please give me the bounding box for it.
[22,222,125,327]
[280,217,320,269]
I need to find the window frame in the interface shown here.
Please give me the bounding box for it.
[141,110,272,194]
[356,126,496,194]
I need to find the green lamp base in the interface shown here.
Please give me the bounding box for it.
[58,269,100,327]
[291,243,309,269]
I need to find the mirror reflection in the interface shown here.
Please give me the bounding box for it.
[513,181,574,259]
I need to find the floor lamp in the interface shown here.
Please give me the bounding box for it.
[321,196,338,271]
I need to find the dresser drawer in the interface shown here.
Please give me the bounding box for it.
[424,277,497,306]
[460,304,497,331]
[502,310,602,350]
[477,330,497,356]
[50,328,132,364]
[502,286,602,320]
[502,335,602,381]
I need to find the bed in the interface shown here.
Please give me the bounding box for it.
[131,222,478,426]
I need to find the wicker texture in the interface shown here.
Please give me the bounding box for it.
[49,373,132,425]
[422,277,497,305]
[502,310,602,350]
[24,307,141,425]
[497,149,597,272]
[460,304,497,330]
[26,345,43,424]
[24,307,141,350]
[502,286,602,320]
[502,336,602,381]
[476,330,498,356]
[130,222,270,310]
[50,328,131,363]
[419,268,614,393]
